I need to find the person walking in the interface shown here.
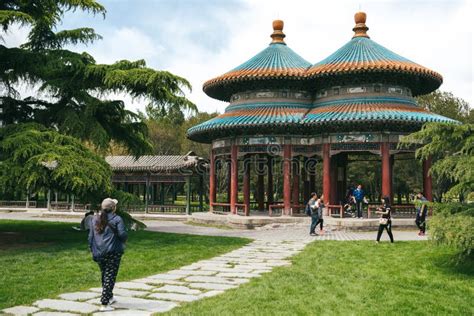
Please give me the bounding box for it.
[89,198,128,311]
[375,196,394,243]
[353,184,365,218]
[307,192,319,236]
[315,195,325,235]
[415,192,428,236]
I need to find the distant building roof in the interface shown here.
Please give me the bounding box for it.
[105,152,206,173]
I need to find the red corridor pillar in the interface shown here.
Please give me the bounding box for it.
[209,150,216,212]
[267,157,274,209]
[423,157,433,201]
[323,143,331,213]
[283,144,292,215]
[292,158,300,211]
[243,156,250,216]
[230,145,238,214]
[257,156,265,211]
[381,142,392,201]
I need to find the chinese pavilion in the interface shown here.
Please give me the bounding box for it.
[187,12,455,216]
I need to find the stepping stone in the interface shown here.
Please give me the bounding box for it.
[198,267,254,273]
[252,269,272,274]
[92,310,151,316]
[148,292,199,302]
[33,299,98,314]
[154,285,201,295]
[185,276,249,285]
[34,312,78,316]
[199,290,224,298]
[167,269,217,276]
[135,278,185,286]
[58,291,100,301]
[114,282,154,291]
[104,295,177,312]
[148,274,183,280]
[217,272,260,278]
[188,283,237,291]
[2,305,39,315]
[89,287,149,298]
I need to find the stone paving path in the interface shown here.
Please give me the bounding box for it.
[1,212,427,315]
[2,239,311,316]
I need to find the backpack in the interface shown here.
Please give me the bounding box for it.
[305,203,311,216]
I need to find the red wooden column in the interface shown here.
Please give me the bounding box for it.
[330,156,338,205]
[423,157,433,201]
[283,144,292,215]
[209,150,216,212]
[267,157,274,209]
[381,142,392,200]
[292,158,300,211]
[226,159,231,203]
[230,144,238,214]
[243,155,250,216]
[257,156,265,211]
[302,157,309,201]
[389,155,395,203]
[323,143,331,213]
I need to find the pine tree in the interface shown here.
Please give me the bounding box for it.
[0,0,196,155]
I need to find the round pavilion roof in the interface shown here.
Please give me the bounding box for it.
[187,98,311,143]
[307,12,443,96]
[203,20,312,102]
[302,95,456,132]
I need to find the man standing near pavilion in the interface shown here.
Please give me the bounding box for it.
[415,192,429,236]
[353,184,365,218]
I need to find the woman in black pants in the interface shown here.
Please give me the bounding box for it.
[89,198,128,312]
[376,196,394,243]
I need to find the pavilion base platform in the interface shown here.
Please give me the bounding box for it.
[189,213,419,231]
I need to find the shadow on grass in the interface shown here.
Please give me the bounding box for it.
[433,251,474,277]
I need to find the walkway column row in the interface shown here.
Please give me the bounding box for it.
[283,144,292,215]
[230,144,238,214]
[381,142,392,199]
[209,141,434,215]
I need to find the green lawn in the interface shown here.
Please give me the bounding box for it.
[0,220,249,309]
[165,241,474,316]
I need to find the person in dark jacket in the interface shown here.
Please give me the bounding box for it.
[353,184,365,218]
[415,192,428,236]
[88,198,127,311]
[315,195,325,235]
[308,192,319,236]
[375,196,394,243]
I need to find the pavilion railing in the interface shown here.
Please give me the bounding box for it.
[367,204,418,218]
[235,203,249,216]
[291,204,306,216]
[327,205,345,218]
[210,202,231,214]
[126,204,201,214]
[268,204,284,217]
[0,200,37,208]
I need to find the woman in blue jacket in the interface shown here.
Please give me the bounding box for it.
[88,198,128,311]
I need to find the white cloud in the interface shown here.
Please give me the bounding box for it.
[2,0,473,114]
[83,27,165,64]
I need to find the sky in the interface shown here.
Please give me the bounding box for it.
[3,0,473,114]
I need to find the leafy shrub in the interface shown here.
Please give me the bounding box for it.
[111,189,146,231]
[429,203,474,262]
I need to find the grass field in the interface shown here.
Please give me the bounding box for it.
[165,241,474,316]
[0,220,249,309]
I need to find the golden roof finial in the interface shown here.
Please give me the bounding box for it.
[352,11,369,38]
[270,20,286,44]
